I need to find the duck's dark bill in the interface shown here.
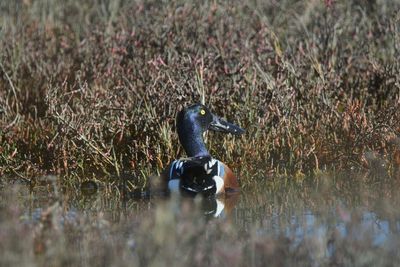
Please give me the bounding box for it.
[209,115,245,135]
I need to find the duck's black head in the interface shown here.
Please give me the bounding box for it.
[176,104,245,157]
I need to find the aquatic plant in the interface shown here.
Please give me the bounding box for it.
[0,0,399,186]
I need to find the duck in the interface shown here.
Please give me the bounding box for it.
[162,103,244,197]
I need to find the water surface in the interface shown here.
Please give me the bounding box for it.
[1,172,400,266]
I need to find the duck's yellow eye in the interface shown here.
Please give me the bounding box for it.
[200,109,206,115]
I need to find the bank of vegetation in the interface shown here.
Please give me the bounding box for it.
[0,1,399,186]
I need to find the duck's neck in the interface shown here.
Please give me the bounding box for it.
[178,125,210,158]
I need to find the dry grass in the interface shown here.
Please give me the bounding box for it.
[0,0,399,187]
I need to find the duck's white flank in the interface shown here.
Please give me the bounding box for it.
[213,175,224,194]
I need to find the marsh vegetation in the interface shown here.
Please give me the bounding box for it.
[1,0,400,266]
[1,0,399,182]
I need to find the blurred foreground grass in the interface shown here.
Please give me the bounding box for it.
[1,172,400,266]
[0,0,399,186]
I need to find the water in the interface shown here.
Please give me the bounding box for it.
[2,172,400,266]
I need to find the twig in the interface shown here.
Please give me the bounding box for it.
[0,61,19,113]
[53,112,116,167]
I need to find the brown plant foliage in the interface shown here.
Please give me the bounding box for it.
[0,0,399,185]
